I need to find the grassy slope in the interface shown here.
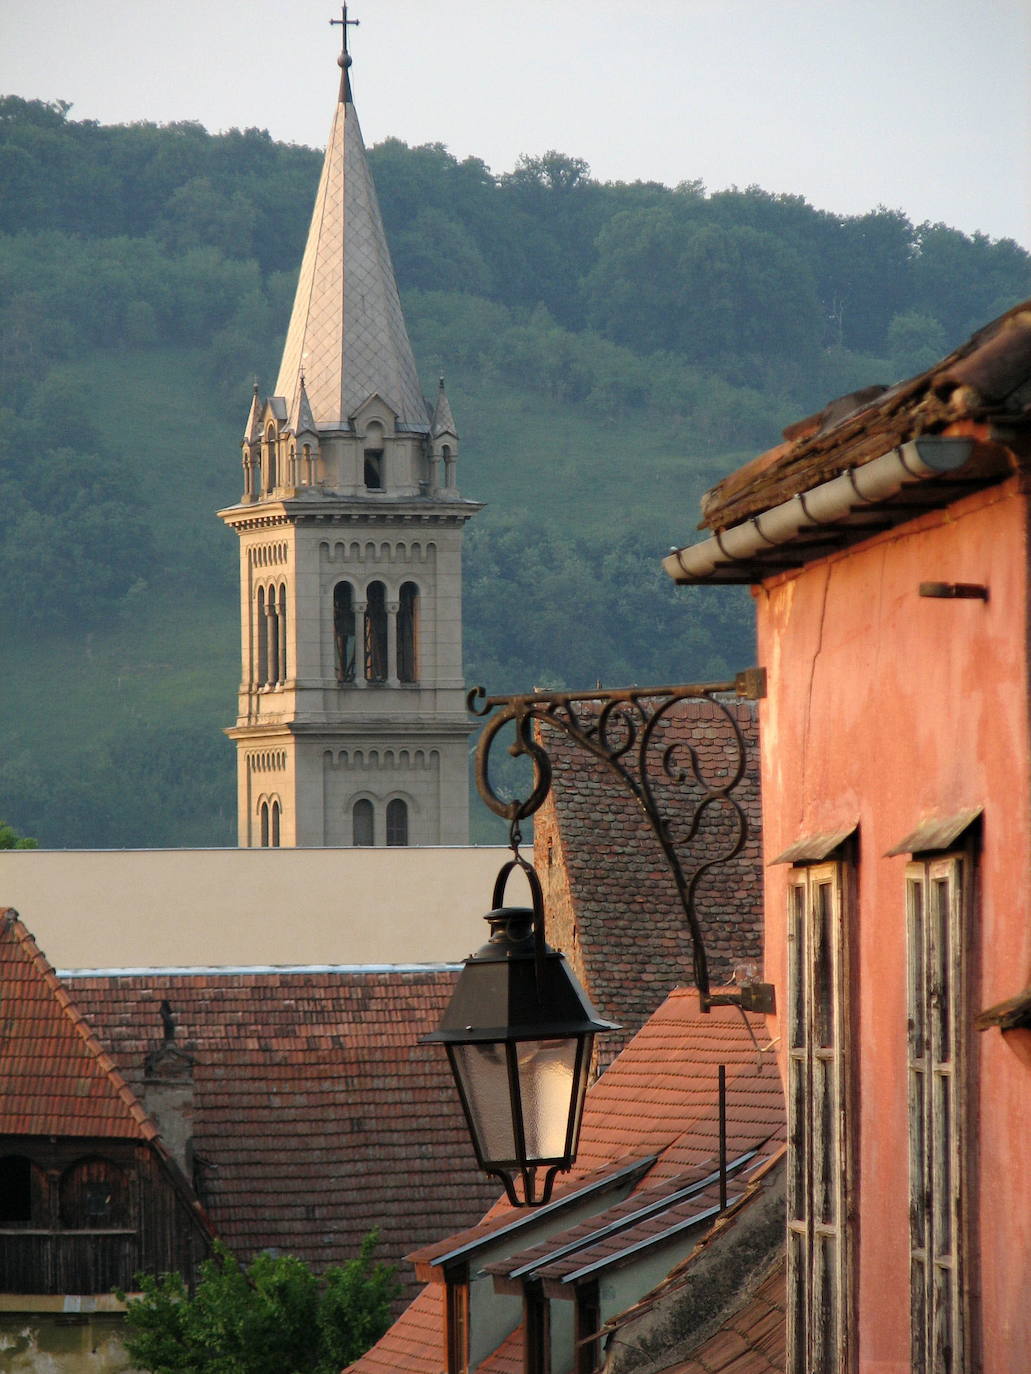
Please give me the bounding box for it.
[444,371,735,545]
[4,344,741,847]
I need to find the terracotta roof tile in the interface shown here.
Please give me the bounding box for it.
[344,1286,445,1373]
[653,1257,786,1373]
[349,989,784,1371]
[64,966,498,1301]
[0,911,156,1141]
[477,1326,524,1373]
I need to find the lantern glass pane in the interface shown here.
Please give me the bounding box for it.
[516,1037,581,1160]
[452,1042,517,1162]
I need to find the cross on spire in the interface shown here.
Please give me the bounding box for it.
[330,5,360,60]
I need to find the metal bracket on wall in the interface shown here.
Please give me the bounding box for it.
[918,581,989,600]
[468,668,775,1014]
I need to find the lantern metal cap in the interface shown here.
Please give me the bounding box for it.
[423,907,618,1046]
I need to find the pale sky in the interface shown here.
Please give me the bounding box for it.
[2,0,1029,250]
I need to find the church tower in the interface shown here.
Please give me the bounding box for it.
[219,28,480,848]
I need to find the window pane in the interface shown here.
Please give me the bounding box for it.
[789,883,805,1050]
[931,1261,955,1373]
[908,877,926,1060]
[0,1156,38,1225]
[450,1043,517,1164]
[788,1058,807,1222]
[911,1256,927,1371]
[788,1230,808,1374]
[386,798,408,847]
[398,582,418,684]
[352,799,374,847]
[909,1064,927,1250]
[814,1058,836,1225]
[813,1233,838,1370]
[515,1037,580,1161]
[364,582,388,682]
[814,880,834,1049]
[334,583,356,682]
[932,1072,952,1257]
[931,877,952,1063]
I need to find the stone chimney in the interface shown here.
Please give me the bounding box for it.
[142,999,196,1178]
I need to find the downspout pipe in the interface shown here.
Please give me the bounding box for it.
[662,437,975,584]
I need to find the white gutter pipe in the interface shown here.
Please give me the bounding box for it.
[662,437,975,583]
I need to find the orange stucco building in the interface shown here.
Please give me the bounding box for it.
[666,302,1031,1374]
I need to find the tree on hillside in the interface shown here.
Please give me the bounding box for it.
[0,819,38,849]
[120,1235,399,1374]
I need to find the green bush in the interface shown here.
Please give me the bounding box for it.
[120,1235,399,1374]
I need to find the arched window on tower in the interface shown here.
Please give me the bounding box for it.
[333,582,356,682]
[363,422,385,490]
[256,586,268,687]
[398,582,419,683]
[277,584,288,682]
[270,799,281,847]
[352,799,374,847]
[267,586,280,685]
[364,582,388,682]
[259,800,270,847]
[265,426,278,493]
[386,798,409,847]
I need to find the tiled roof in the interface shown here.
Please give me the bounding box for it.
[407,1156,654,1276]
[345,1286,445,1374]
[0,910,156,1141]
[536,702,763,1055]
[485,1164,765,1291]
[699,299,1031,532]
[477,1326,524,1373]
[348,989,784,1371]
[653,1258,785,1374]
[64,967,498,1299]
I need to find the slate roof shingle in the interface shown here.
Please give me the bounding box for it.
[537,702,763,1054]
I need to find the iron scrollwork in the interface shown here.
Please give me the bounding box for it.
[467,668,772,1013]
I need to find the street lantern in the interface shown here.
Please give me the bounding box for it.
[425,860,618,1206]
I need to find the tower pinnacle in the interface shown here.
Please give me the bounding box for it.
[330,5,360,102]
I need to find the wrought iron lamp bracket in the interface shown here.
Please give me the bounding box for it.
[468,668,774,1014]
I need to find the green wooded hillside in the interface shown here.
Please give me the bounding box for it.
[2,96,1029,847]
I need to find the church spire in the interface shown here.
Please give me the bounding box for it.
[330,4,360,104]
[274,23,426,434]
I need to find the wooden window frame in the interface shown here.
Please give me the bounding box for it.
[574,1280,601,1374]
[786,858,853,1373]
[525,1287,551,1374]
[906,850,970,1374]
[444,1278,469,1374]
